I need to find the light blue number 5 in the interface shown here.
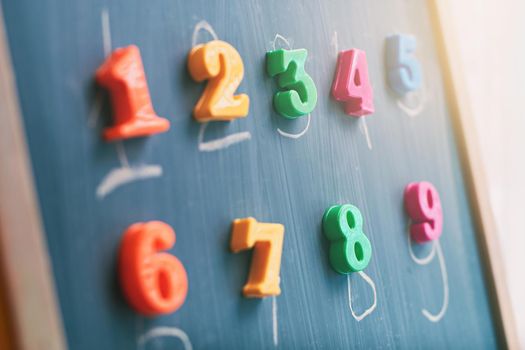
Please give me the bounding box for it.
[386,34,422,95]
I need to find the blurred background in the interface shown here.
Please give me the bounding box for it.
[449,0,525,345]
[1,0,523,348]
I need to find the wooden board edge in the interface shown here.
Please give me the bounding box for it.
[0,7,67,350]
[428,0,519,348]
[0,1,516,348]
[0,263,16,349]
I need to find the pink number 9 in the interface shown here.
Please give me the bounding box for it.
[404,181,443,243]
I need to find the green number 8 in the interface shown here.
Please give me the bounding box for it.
[266,48,318,119]
[323,204,372,274]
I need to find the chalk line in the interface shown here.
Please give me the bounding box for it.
[349,49,373,150]
[96,164,162,199]
[192,20,218,47]
[115,141,130,168]
[347,271,377,321]
[101,8,111,57]
[94,8,165,199]
[397,88,426,117]
[277,113,311,139]
[191,22,252,152]
[407,221,436,265]
[407,223,448,322]
[271,34,310,139]
[138,327,192,350]
[272,296,278,347]
[421,240,448,322]
[197,122,251,152]
[359,118,373,150]
[88,9,111,128]
[88,93,103,128]
[272,34,292,51]
[331,31,372,149]
[331,31,338,55]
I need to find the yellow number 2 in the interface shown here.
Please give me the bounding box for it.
[188,40,250,122]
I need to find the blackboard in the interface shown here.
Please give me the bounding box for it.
[0,0,509,348]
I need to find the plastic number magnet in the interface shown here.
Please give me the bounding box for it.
[404,181,443,243]
[386,34,422,96]
[96,45,170,141]
[331,49,374,117]
[119,221,188,316]
[266,48,318,119]
[231,217,284,298]
[323,204,372,273]
[188,40,249,122]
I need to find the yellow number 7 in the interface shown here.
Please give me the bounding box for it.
[230,217,285,298]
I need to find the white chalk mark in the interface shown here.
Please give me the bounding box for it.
[101,8,111,57]
[271,34,310,139]
[89,9,111,129]
[347,271,377,321]
[138,327,193,350]
[407,221,437,265]
[96,164,162,199]
[407,223,448,322]
[191,20,218,47]
[331,31,338,55]
[332,29,372,150]
[346,49,372,150]
[191,22,251,152]
[397,88,426,117]
[272,34,291,51]
[421,240,449,322]
[359,118,373,150]
[272,296,278,347]
[88,93,102,128]
[135,317,144,342]
[95,8,165,199]
[277,113,311,139]
[197,122,251,152]
[115,141,130,168]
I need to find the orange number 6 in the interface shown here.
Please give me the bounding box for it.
[231,217,284,298]
[119,221,188,316]
[187,40,250,122]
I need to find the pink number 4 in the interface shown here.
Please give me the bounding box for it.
[331,49,374,117]
[404,181,443,243]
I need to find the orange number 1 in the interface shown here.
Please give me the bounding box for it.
[187,40,250,122]
[96,45,170,141]
[231,217,284,298]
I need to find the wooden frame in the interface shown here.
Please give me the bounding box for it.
[430,0,519,348]
[0,7,66,350]
[0,1,517,349]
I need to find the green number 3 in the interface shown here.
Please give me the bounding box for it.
[266,48,318,119]
[323,204,372,274]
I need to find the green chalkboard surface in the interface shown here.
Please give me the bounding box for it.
[1,0,502,348]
